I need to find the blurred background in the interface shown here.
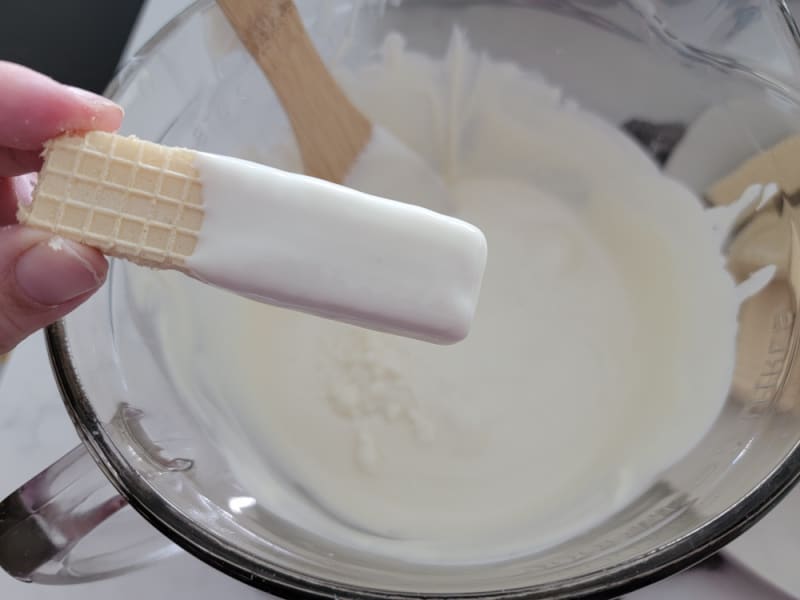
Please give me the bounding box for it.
[0,1,146,92]
[3,0,800,92]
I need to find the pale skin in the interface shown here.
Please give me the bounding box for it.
[0,61,123,354]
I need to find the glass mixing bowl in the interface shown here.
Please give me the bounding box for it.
[4,1,800,598]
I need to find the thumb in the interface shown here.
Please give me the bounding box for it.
[0,226,107,353]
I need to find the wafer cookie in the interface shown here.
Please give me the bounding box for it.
[708,134,800,206]
[18,131,204,271]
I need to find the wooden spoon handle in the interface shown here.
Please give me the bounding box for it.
[217,0,372,183]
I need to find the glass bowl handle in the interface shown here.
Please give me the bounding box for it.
[0,443,178,584]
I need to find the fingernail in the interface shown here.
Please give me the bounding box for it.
[16,238,104,306]
[68,86,124,118]
[12,173,37,207]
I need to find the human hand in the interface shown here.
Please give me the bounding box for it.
[0,62,123,354]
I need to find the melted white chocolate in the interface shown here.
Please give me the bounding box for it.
[129,30,745,563]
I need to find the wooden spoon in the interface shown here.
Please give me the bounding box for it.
[216,0,372,184]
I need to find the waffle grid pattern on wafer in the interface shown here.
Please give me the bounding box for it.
[18,132,205,269]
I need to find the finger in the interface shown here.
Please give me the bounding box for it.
[0,148,42,177]
[0,174,36,226]
[0,61,123,151]
[0,226,108,354]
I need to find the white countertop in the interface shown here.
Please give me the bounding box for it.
[0,1,798,598]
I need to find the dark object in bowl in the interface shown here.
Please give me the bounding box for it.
[622,119,687,165]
